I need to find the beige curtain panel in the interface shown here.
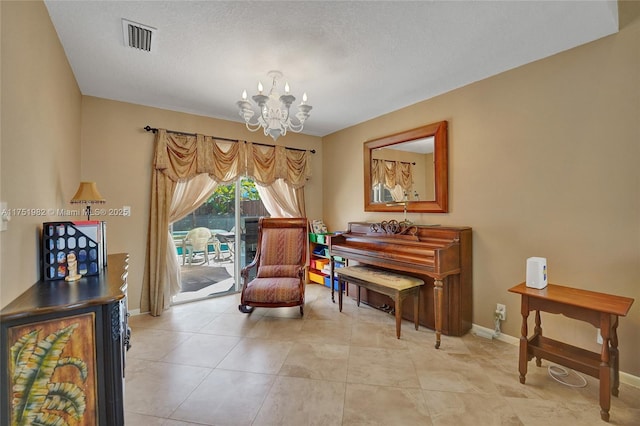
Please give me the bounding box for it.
[255,179,306,218]
[142,130,312,316]
[166,175,220,299]
[142,130,245,316]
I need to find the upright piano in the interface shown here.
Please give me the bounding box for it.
[329,221,472,347]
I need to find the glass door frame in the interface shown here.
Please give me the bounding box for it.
[233,180,241,291]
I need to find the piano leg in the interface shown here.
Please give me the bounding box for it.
[394,293,402,339]
[434,279,443,349]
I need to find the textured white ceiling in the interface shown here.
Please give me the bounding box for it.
[44,1,618,137]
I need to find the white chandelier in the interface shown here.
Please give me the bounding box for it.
[236,70,312,140]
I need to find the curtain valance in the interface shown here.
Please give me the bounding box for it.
[154,130,246,183]
[153,129,311,187]
[246,143,311,189]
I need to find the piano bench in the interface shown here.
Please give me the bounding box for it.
[336,265,424,339]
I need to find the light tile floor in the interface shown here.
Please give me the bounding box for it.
[125,284,640,425]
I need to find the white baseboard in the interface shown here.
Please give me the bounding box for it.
[128,308,141,316]
[471,323,639,389]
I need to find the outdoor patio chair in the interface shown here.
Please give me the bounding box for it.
[215,232,235,262]
[183,227,212,265]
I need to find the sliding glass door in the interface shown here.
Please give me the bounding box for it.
[171,177,267,304]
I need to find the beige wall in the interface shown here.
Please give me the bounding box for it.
[323,4,640,376]
[80,97,323,311]
[0,1,82,307]
[0,1,3,295]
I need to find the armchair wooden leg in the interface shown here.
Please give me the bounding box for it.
[300,305,304,316]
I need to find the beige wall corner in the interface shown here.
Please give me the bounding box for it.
[1,1,81,308]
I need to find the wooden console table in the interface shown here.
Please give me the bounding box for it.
[508,282,634,422]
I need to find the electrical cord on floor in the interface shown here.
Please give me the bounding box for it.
[547,364,588,388]
[494,315,501,337]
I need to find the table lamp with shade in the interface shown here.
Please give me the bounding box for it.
[70,181,105,221]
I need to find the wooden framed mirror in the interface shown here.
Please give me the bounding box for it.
[364,120,448,213]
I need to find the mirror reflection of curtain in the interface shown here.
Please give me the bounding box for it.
[396,161,412,190]
[371,159,383,187]
[142,130,312,316]
[372,159,413,202]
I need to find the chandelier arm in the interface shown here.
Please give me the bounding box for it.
[286,124,304,133]
[286,116,305,132]
[244,121,263,132]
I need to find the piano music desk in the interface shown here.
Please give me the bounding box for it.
[336,265,424,339]
[508,282,634,422]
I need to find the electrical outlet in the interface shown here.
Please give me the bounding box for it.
[496,303,506,321]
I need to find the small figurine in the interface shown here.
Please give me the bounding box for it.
[65,252,82,282]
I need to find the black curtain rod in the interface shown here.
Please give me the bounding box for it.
[143,125,315,154]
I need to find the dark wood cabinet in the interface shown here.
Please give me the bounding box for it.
[1,253,129,426]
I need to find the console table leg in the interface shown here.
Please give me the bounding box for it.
[434,279,443,349]
[534,310,542,367]
[338,279,343,312]
[518,298,529,384]
[611,316,620,397]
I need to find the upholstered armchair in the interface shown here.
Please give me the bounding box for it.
[238,217,308,315]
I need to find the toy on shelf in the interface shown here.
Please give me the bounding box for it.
[64,252,82,282]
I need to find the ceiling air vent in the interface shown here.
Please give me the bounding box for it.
[122,18,156,52]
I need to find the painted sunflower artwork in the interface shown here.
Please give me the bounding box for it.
[7,312,97,425]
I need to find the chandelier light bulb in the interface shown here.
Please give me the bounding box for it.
[302,92,308,104]
[241,90,247,100]
[257,81,263,93]
[284,82,290,94]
